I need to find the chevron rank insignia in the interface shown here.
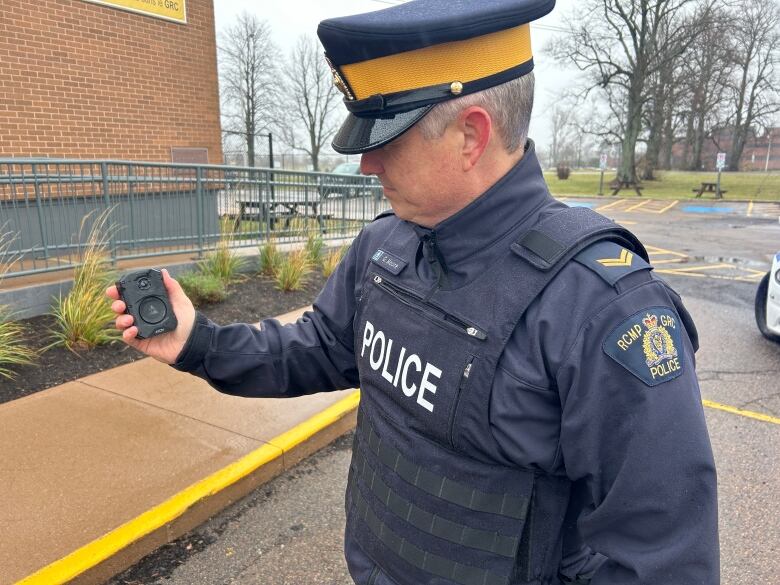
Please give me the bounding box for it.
[603,307,684,386]
[574,241,650,286]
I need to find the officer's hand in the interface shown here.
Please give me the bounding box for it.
[106,269,196,365]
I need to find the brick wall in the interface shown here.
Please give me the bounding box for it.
[0,0,222,163]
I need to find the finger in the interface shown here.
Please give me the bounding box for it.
[123,326,139,342]
[116,314,134,330]
[106,285,120,300]
[111,300,127,314]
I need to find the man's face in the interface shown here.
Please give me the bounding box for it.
[359,124,465,227]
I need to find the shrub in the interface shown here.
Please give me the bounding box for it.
[305,230,325,266]
[49,210,120,352]
[199,230,246,285]
[556,165,571,180]
[322,244,350,278]
[178,272,227,307]
[259,238,283,277]
[275,249,311,292]
[0,230,37,378]
[0,308,37,379]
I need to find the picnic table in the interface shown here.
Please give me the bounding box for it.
[232,196,332,232]
[608,180,644,197]
[692,182,727,199]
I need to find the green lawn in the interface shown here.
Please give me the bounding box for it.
[544,170,780,201]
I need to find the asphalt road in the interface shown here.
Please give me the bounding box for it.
[109,200,780,585]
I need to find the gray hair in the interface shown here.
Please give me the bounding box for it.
[417,72,535,154]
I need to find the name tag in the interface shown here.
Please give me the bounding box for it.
[371,249,407,275]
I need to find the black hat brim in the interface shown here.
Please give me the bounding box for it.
[331,106,434,155]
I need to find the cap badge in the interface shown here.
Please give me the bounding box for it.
[450,81,464,95]
[325,57,355,101]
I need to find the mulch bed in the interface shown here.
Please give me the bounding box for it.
[0,271,328,405]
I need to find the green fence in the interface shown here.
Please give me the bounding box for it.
[0,159,384,279]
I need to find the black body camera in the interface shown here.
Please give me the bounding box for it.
[116,269,178,340]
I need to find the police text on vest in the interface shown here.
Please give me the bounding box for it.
[361,321,441,412]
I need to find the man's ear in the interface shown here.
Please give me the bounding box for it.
[458,106,492,171]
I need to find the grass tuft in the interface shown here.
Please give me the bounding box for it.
[178,272,228,307]
[199,228,246,285]
[305,230,325,266]
[0,230,37,378]
[322,244,350,278]
[259,238,283,277]
[275,249,311,292]
[48,209,120,352]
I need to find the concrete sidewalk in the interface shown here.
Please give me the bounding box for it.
[0,307,359,585]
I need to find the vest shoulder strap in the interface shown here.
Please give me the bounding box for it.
[504,207,649,323]
[511,206,648,271]
[372,209,396,222]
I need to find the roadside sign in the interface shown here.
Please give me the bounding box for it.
[717,152,726,170]
[599,154,608,171]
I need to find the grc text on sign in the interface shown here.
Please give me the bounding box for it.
[80,0,187,24]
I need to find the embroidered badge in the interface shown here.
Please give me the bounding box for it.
[574,241,650,286]
[603,307,684,387]
[598,249,633,267]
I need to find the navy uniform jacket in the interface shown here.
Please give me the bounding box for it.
[175,145,719,584]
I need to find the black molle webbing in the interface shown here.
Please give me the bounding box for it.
[358,413,529,520]
[352,443,520,557]
[351,488,510,585]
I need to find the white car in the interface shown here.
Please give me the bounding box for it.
[755,252,780,342]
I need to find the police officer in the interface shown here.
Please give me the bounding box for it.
[108,1,719,583]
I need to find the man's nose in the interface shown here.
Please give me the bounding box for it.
[360,151,384,176]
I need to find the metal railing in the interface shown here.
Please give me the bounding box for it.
[0,159,384,279]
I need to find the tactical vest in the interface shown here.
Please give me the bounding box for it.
[346,207,648,585]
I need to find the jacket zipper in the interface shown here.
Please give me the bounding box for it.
[448,356,475,447]
[371,274,487,341]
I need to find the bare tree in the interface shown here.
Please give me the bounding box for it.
[277,36,342,172]
[553,0,710,183]
[675,6,733,170]
[218,13,279,167]
[725,0,780,171]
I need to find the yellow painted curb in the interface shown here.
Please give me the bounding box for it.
[703,399,780,425]
[16,390,361,585]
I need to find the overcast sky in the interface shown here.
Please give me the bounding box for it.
[212,0,579,152]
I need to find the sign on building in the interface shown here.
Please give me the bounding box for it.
[80,0,187,24]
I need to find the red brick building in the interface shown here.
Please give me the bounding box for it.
[672,127,780,172]
[0,0,222,163]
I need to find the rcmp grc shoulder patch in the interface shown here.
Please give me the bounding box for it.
[603,307,685,387]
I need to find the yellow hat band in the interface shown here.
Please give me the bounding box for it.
[340,23,533,101]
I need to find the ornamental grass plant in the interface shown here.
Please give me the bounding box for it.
[305,230,325,267]
[200,227,246,285]
[49,210,121,352]
[0,229,37,378]
[275,249,311,292]
[259,238,283,277]
[178,272,227,307]
[322,244,350,278]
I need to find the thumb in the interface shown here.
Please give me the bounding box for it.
[161,268,185,299]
